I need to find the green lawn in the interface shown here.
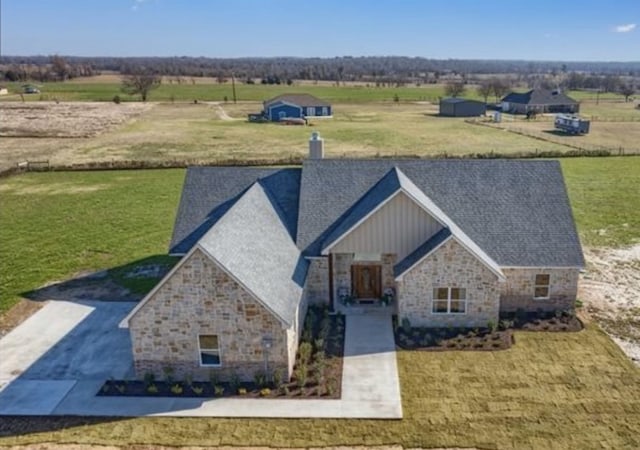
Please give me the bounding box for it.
[2,79,630,104]
[561,156,640,247]
[0,324,638,449]
[1,81,450,103]
[0,169,184,313]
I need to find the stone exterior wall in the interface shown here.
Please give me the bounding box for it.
[397,239,500,328]
[129,249,291,382]
[499,268,579,312]
[304,258,329,305]
[333,253,397,301]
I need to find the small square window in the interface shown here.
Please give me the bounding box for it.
[198,334,221,366]
[450,300,466,313]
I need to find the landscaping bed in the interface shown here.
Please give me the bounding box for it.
[98,305,345,399]
[502,309,584,332]
[394,319,513,351]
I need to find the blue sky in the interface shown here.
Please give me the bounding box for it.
[1,0,638,60]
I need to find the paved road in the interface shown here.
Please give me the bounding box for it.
[0,301,402,418]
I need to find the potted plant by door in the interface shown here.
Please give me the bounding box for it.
[380,287,395,307]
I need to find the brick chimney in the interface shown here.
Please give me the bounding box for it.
[308,132,324,159]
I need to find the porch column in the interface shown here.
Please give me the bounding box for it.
[328,253,335,312]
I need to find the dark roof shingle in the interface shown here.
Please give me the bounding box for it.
[501,89,578,106]
[265,93,330,108]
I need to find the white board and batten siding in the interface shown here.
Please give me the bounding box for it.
[331,192,443,261]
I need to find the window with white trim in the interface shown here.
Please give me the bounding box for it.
[432,287,467,314]
[534,274,550,299]
[198,334,221,366]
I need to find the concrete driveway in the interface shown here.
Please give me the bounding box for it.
[0,300,135,415]
[0,301,402,418]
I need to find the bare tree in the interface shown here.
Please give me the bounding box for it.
[476,80,493,103]
[444,81,466,97]
[620,84,635,102]
[490,78,510,102]
[121,69,161,102]
[50,55,69,81]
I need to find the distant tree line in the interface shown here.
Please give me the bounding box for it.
[2,55,640,86]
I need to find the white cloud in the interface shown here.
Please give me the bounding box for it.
[613,23,636,33]
[132,0,149,11]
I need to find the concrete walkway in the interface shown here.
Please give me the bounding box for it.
[0,302,402,418]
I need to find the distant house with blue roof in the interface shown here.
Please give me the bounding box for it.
[120,134,584,383]
[262,93,332,122]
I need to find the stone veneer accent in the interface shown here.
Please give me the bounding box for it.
[499,268,579,312]
[333,253,397,300]
[396,239,500,327]
[304,258,330,305]
[129,248,294,382]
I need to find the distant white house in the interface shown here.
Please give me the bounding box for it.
[0,86,8,95]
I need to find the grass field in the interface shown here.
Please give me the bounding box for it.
[1,77,631,104]
[0,159,639,448]
[2,102,575,170]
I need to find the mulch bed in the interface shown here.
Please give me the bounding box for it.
[98,306,345,399]
[395,325,513,351]
[502,310,584,332]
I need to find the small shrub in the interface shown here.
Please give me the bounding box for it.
[170,383,183,395]
[112,95,121,104]
[259,388,271,397]
[401,317,411,334]
[294,364,308,388]
[238,387,247,395]
[499,319,513,331]
[575,298,584,308]
[272,368,283,388]
[314,338,325,352]
[162,366,175,384]
[146,383,159,394]
[299,342,313,363]
[214,385,225,396]
[254,371,267,388]
[487,320,498,333]
[115,384,126,394]
[191,385,204,395]
[229,372,240,392]
[143,372,155,386]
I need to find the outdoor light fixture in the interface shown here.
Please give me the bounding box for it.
[262,335,274,380]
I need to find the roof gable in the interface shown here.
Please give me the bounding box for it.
[265,93,330,108]
[170,167,301,255]
[502,89,578,106]
[297,159,584,268]
[197,182,307,326]
[122,182,307,328]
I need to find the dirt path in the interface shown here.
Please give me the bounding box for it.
[579,244,640,366]
[204,102,238,121]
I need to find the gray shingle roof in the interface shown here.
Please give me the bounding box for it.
[265,93,331,108]
[394,228,452,277]
[198,182,307,326]
[502,89,578,106]
[170,167,301,254]
[297,159,584,267]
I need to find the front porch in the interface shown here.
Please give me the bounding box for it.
[331,253,398,313]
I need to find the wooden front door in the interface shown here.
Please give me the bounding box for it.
[351,265,382,299]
